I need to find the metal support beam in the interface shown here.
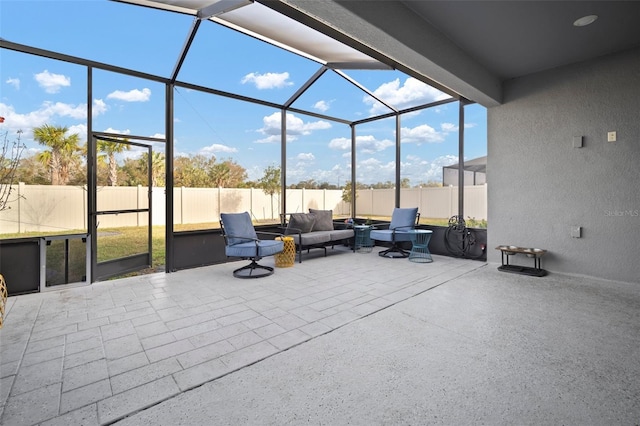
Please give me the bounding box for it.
[166,84,175,272]
[458,100,466,220]
[281,109,287,216]
[87,67,97,283]
[395,114,401,208]
[351,124,356,218]
[171,18,201,84]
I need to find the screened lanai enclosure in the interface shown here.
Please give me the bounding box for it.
[0,0,487,294]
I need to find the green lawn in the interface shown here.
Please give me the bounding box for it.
[2,215,485,281]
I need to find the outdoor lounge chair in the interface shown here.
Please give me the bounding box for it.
[220,212,284,278]
[369,207,420,258]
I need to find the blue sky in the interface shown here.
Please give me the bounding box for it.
[0,0,487,186]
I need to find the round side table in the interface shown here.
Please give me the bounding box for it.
[354,225,373,253]
[409,230,433,263]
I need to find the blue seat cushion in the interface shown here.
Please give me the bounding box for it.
[370,229,414,242]
[221,212,257,245]
[225,239,284,258]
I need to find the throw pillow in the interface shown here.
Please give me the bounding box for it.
[287,213,315,233]
[308,209,333,231]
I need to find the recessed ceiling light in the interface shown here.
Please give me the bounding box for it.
[573,15,598,27]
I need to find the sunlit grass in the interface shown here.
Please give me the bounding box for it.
[1,215,484,281]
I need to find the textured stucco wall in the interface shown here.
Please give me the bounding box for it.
[488,47,640,284]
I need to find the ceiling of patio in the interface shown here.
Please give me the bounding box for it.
[262,0,640,107]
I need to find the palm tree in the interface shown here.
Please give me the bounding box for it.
[97,138,130,186]
[33,124,81,185]
[140,151,165,187]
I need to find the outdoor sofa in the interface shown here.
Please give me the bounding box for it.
[281,209,355,263]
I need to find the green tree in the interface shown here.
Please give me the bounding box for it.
[15,154,49,185]
[33,124,82,185]
[174,154,213,187]
[416,180,442,188]
[341,180,357,204]
[139,151,165,187]
[209,158,247,188]
[96,138,130,186]
[259,165,281,219]
[0,130,26,211]
[120,157,147,186]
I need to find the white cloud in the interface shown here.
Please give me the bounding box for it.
[93,99,108,116]
[107,88,151,102]
[357,135,394,154]
[67,124,87,141]
[257,112,331,142]
[6,78,20,90]
[328,135,393,154]
[401,124,445,144]
[441,122,458,132]
[201,143,238,154]
[328,137,350,150]
[255,134,281,144]
[364,77,451,115]
[103,127,131,136]
[241,72,293,89]
[407,154,459,185]
[0,99,106,137]
[34,70,71,94]
[313,100,331,112]
[41,101,87,120]
[296,152,315,161]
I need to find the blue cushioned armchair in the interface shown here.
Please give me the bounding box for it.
[220,212,284,278]
[369,207,420,258]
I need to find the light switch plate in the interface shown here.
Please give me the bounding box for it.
[573,136,583,148]
[571,226,582,238]
[607,131,616,142]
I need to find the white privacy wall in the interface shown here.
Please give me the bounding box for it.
[488,47,640,284]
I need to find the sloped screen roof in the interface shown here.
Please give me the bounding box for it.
[116,0,390,69]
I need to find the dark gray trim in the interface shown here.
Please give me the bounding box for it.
[166,84,175,272]
[334,69,396,113]
[171,18,201,84]
[0,40,169,85]
[284,66,327,108]
[395,114,401,207]
[281,108,287,215]
[350,124,356,217]
[458,100,466,218]
[87,67,97,283]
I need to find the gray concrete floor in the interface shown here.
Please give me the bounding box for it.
[1,246,639,425]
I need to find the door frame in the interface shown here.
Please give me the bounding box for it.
[89,132,164,281]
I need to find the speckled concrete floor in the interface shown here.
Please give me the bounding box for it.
[114,266,640,426]
[2,250,638,425]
